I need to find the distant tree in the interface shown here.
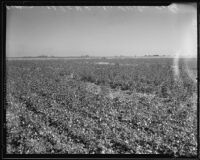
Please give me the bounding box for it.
[38,55,48,58]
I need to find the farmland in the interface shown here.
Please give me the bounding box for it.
[6,58,197,156]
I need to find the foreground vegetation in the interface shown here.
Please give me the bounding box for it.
[6,58,197,156]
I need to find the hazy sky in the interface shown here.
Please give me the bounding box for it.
[6,4,197,57]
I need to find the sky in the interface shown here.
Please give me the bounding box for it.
[6,4,197,57]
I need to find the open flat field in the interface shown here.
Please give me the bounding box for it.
[6,58,197,156]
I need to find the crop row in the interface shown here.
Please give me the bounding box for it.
[6,58,197,156]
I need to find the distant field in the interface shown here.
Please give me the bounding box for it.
[6,56,174,61]
[6,58,197,156]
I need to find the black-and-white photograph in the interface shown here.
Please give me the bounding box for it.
[5,2,197,157]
